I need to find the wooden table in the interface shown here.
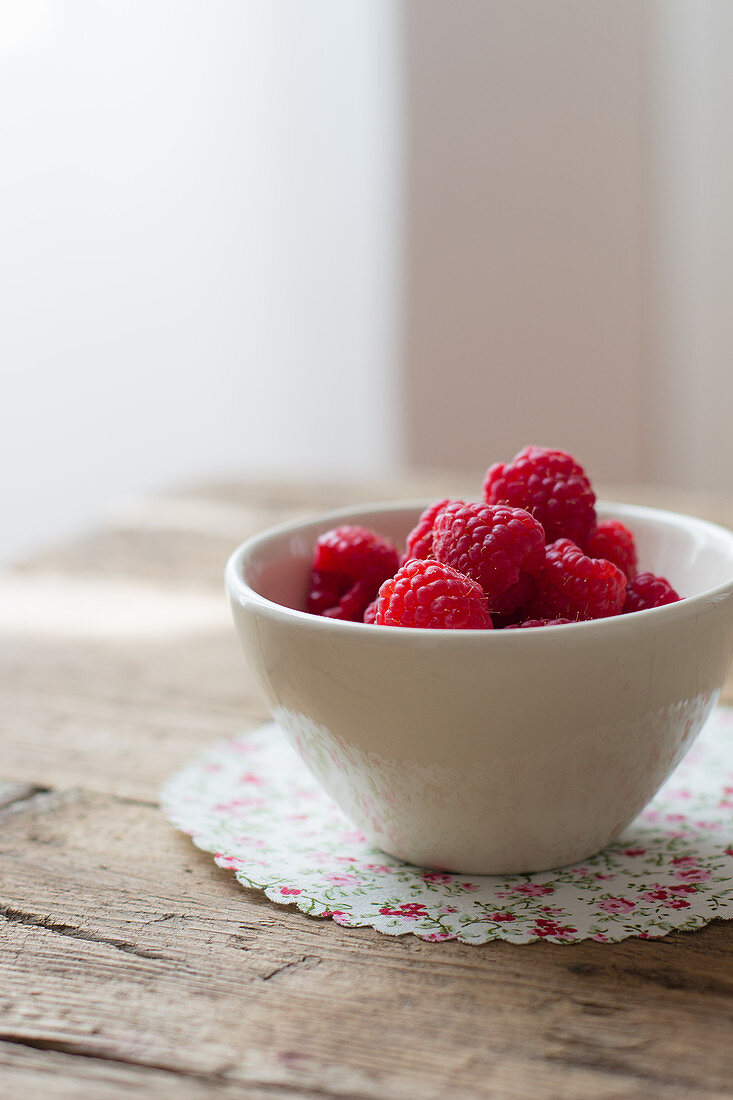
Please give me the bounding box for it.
[2,475,732,1100]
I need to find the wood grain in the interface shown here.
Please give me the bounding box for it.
[1,476,732,1099]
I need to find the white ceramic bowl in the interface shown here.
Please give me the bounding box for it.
[225,501,733,874]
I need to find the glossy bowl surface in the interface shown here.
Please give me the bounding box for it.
[225,501,733,873]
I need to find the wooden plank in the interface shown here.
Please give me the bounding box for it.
[0,1041,299,1100]
[1,790,731,1099]
[0,783,45,811]
[0,633,267,802]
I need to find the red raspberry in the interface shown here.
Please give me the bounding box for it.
[307,526,399,621]
[363,599,378,624]
[489,572,535,619]
[586,519,638,578]
[375,559,492,629]
[432,502,545,614]
[403,498,462,563]
[506,617,573,629]
[529,538,626,621]
[624,572,680,614]
[483,445,596,546]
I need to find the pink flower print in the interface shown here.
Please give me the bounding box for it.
[325,873,357,886]
[622,847,646,857]
[668,884,697,894]
[489,912,516,923]
[598,897,635,914]
[232,835,265,849]
[724,846,733,857]
[665,813,686,822]
[421,871,453,884]
[398,902,428,920]
[213,797,265,812]
[531,918,577,939]
[674,867,710,883]
[203,763,222,773]
[695,820,722,829]
[641,888,669,903]
[512,884,554,897]
[280,887,302,896]
[540,906,564,916]
[424,932,455,942]
[322,910,346,919]
[379,902,427,920]
[214,853,242,868]
[365,864,395,873]
[459,882,480,891]
[338,830,366,843]
[642,887,692,909]
[573,867,590,875]
[671,788,691,799]
[239,771,264,785]
[592,933,609,942]
[595,873,615,880]
[671,856,696,865]
[437,906,458,915]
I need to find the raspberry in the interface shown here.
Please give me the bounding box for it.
[363,599,378,624]
[489,571,535,619]
[375,559,492,629]
[623,572,680,614]
[483,445,596,546]
[432,502,545,614]
[403,498,461,563]
[307,526,399,621]
[506,617,573,629]
[529,538,626,621]
[586,519,638,578]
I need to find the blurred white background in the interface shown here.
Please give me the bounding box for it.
[2,0,732,561]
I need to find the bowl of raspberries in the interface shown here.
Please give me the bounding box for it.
[226,446,733,873]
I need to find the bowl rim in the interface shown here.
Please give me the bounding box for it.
[225,498,733,640]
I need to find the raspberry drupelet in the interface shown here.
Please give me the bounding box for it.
[363,599,379,624]
[431,502,545,615]
[529,538,626,621]
[624,572,680,613]
[374,559,492,629]
[307,525,399,621]
[586,519,638,579]
[402,498,463,563]
[483,445,596,547]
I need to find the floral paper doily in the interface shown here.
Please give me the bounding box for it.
[161,707,733,943]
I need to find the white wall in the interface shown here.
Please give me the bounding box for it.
[402,0,733,494]
[0,1,402,561]
[402,0,647,485]
[646,0,733,492]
